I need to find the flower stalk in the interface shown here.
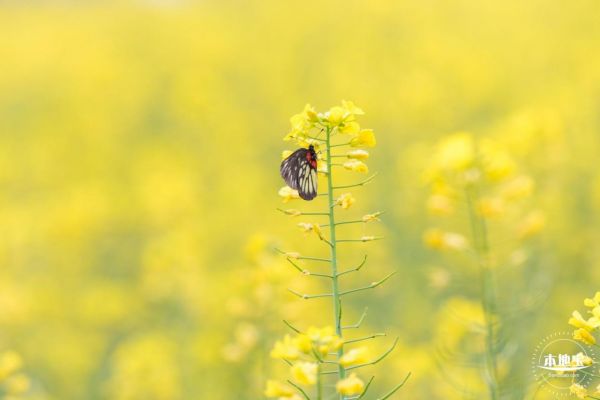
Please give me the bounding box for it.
[267,102,408,400]
[465,184,499,400]
[325,126,346,387]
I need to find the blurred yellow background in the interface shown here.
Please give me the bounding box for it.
[1,0,600,399]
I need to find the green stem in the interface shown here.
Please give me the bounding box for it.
[317,364,323,400]
[325,127,346,396]
[465,185,499,400]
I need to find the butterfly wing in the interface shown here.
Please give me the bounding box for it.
[280,148,306,190]
[280,148,318,200]
[297,158,317,200]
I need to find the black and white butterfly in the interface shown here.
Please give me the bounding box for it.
[280,144,318,200]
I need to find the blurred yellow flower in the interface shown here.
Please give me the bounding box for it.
[264,380,295,397]
[305,326,343,356]
[343,160,369,173]
[500,175,534,200]
[279,186,300,202]
[290,362,317,385]
[270,335,304,360]
[336,373,365,395]
[517,210,545,239]
[423,228,468,251]
[426,194,454,216]
[476,197,504,218]
[350,129,376,148]
[346,149,369,160]
[480,139,516,181]
[4,373,30,395]
[0,351,22,381]
[573,328,596,345]
[282,150,293,159]
[339,347,369,367]
[570,383,588,399]
[435,132,474,171]
[341,100,364,116]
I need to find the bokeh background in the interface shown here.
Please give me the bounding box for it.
[1,0,600,399]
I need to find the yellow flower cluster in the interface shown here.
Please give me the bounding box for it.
[569,292,600,345]
[424,132,543,252]
[284,101,372,145]
[569,383,600,399]
[336,193,356,209]
[266,327,369,397]
[0,350,31,398]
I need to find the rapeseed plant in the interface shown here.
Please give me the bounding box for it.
[424,132,545,399]
[268,102,410,399]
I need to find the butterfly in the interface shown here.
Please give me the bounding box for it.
[280,144,318,200]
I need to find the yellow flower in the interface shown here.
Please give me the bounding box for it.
[312,223,325,241]
[0,351,22,380]
[339,347,369,367]
[423,228,468,251]
[573,328,596,345]
[570,383,588,399]
[362,211,383,222]
[435,132,474,171]
[343,160,369,173]
[477,197,504,218]
[346,149,369,160]
[270,335,304,360]
[295,334,312,353]
[297,222,325,241]
[336,193,356,209]
[339,121,361,134]
[336,373,365,396]
[480,139,516,181]
[305,326,343,356]
[290,362,317,385]
[264,380,295,397]
[517,210,545,239]
[585,292,600,308]
[326,106,347,126]
[279,186,300,202]
[342,100,364,116]
[501,175,534,200]
[350,129,376,148]
[426,194,454,216]
[4,374,30,395]
[572,352,593,367]
[282,150,293,159]
[569,310,600,331]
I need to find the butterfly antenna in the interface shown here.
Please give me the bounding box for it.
[314,128,324,140]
